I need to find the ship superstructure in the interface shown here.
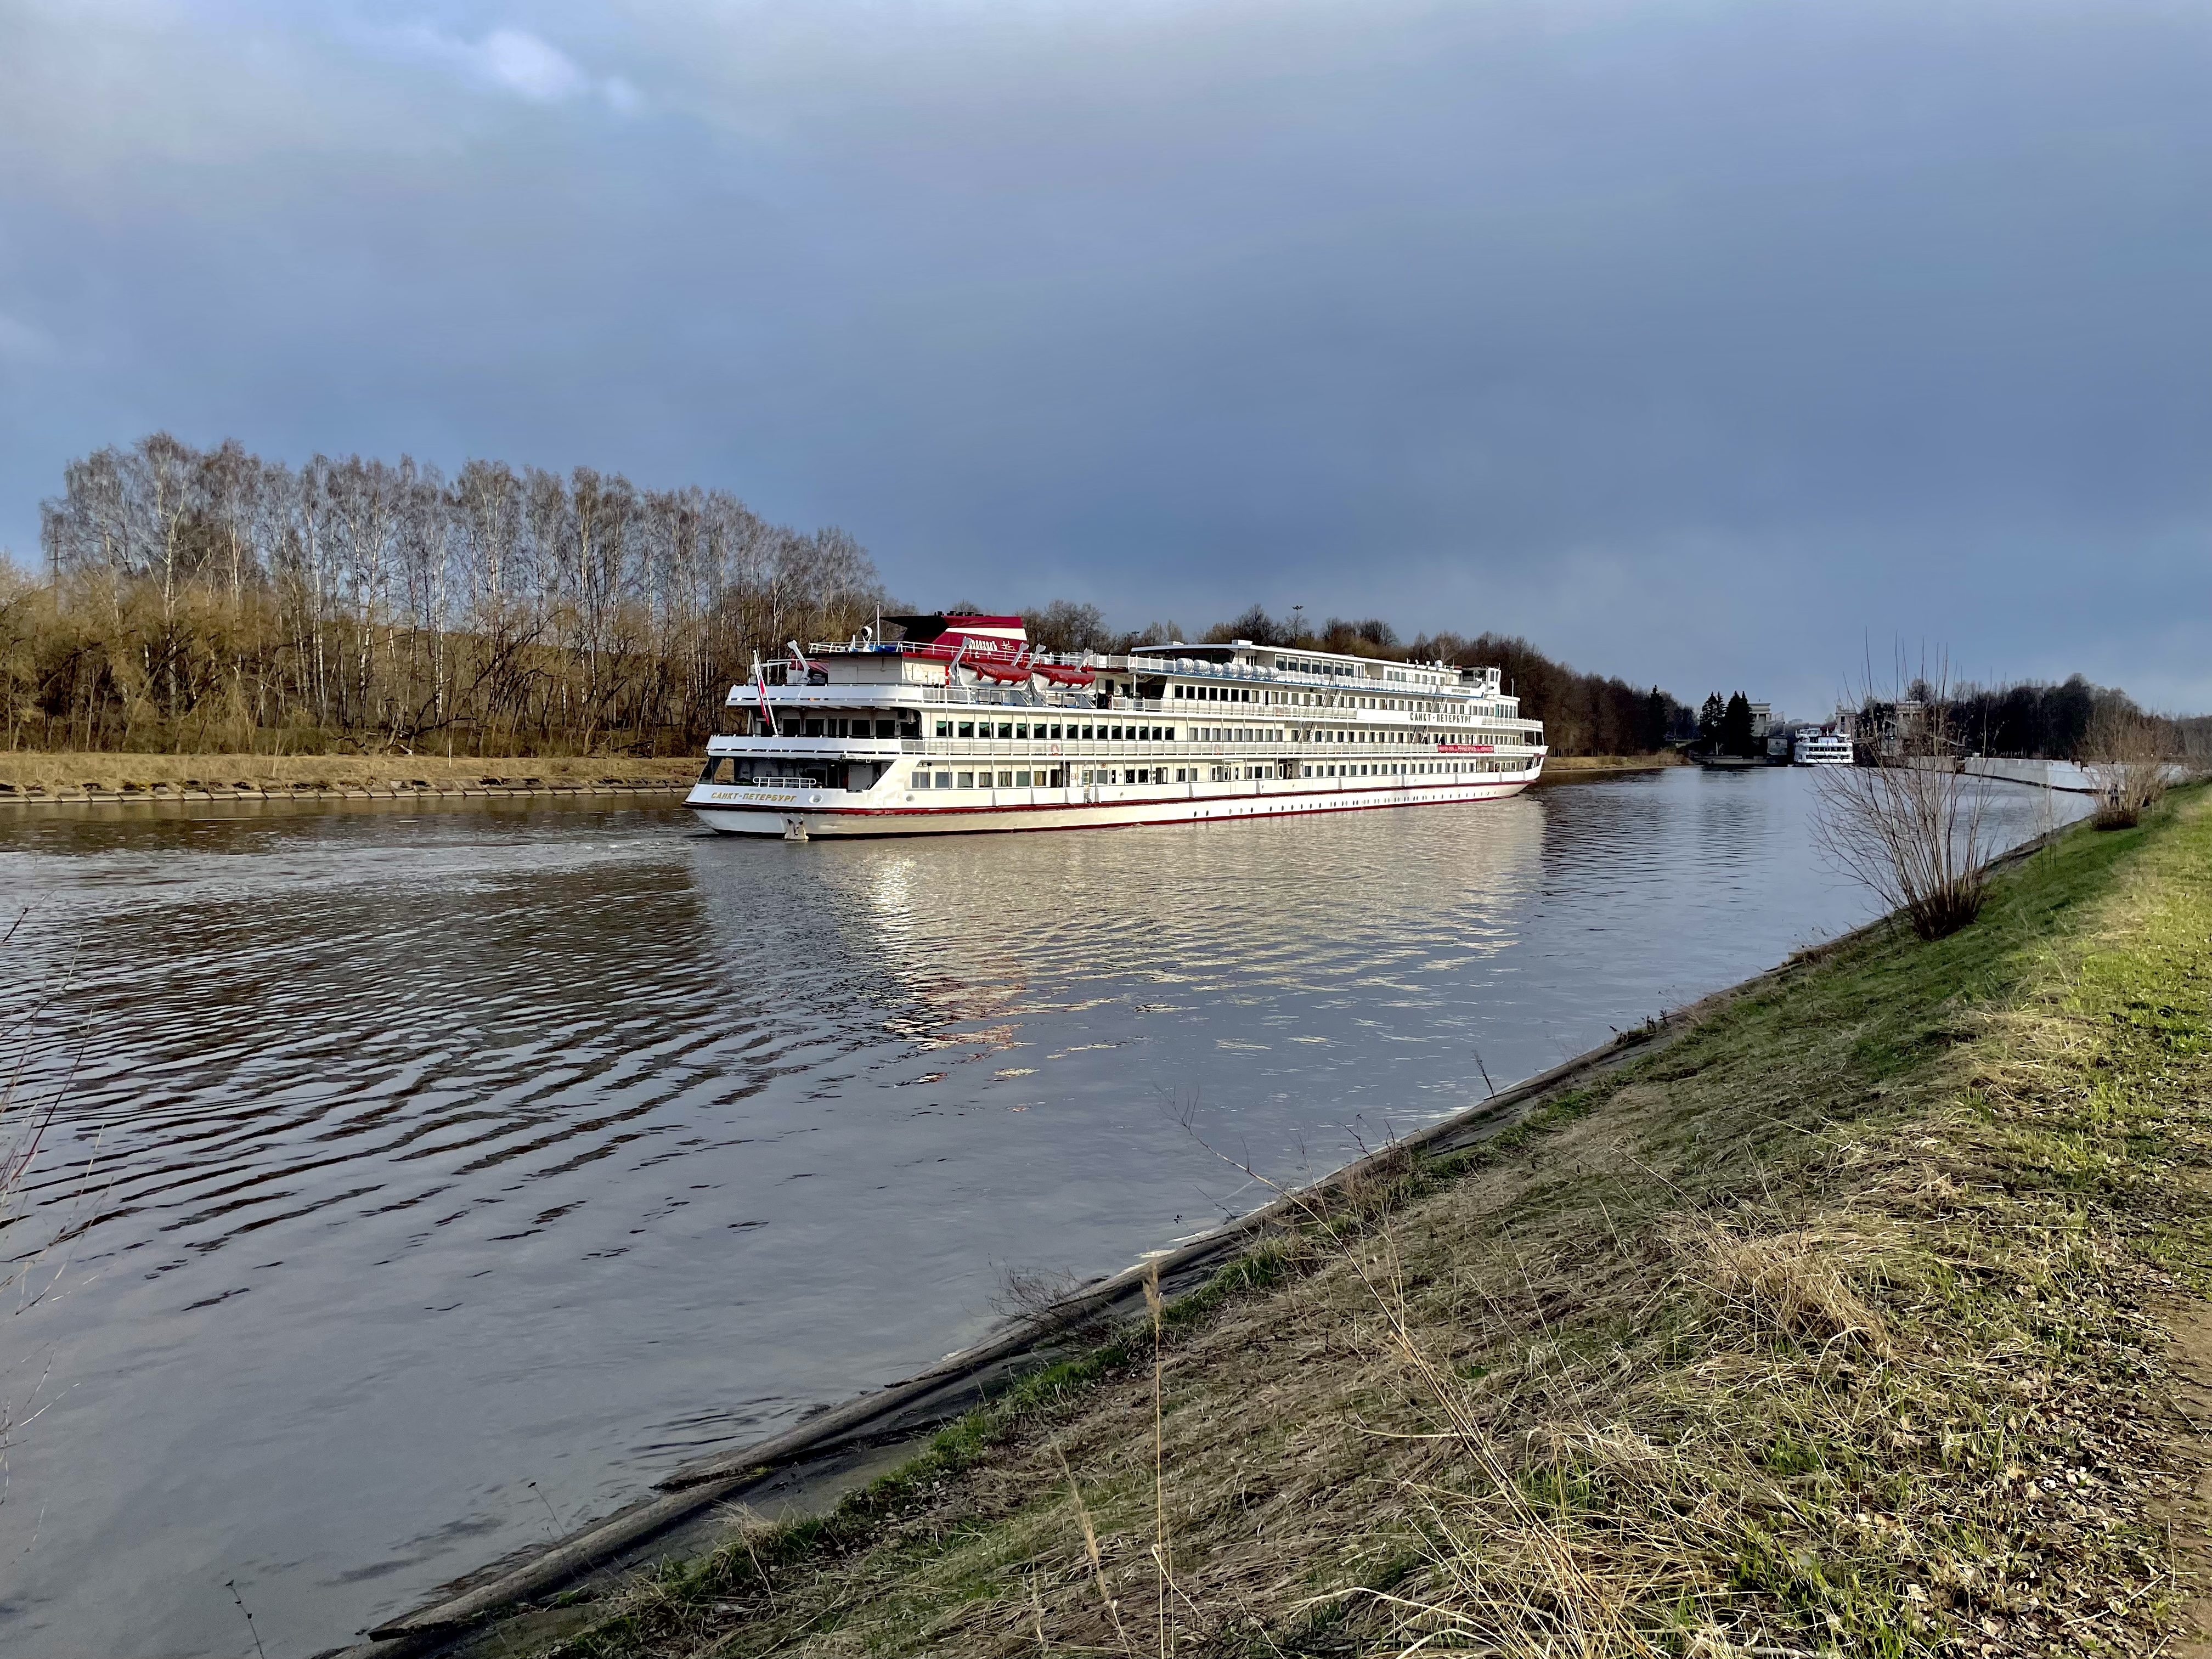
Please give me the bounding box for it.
[1791,728,1855,766]
[687,614,1546,838]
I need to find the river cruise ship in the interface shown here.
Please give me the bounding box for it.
[687,614,1547,837]
[1792,729,1855,766]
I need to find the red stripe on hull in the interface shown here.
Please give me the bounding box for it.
[688,777,1538,838]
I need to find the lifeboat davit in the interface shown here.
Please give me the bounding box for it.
[1034,663,1096,687]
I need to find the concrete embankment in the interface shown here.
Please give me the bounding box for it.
[1916,755,2196,795]
[327,789,2212,1659]
[1961,755,2104,792]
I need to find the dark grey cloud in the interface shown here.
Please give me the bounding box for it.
[2,0,2206,715]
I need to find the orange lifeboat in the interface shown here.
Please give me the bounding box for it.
[1034,663,1096,687]
[968,655,1034,685]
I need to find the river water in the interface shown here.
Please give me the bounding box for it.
[0,768,2081,1656]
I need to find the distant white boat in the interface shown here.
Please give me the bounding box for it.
[1792,730,1854,766]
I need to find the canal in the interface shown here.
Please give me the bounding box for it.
[0,768,2083,1655]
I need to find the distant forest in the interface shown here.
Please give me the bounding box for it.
[1029,602,1700,759]
[2,435,2192,760]
[7,433,883,755]
[1948,676,2208,760]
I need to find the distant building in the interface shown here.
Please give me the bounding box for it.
[1749,702,1774,740]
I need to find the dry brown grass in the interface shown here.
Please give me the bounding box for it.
[538,791,2211,1659]
[1536,755,1688,774]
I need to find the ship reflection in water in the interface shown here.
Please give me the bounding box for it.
[744,786,1547,1144]
[0,770,2085,1657]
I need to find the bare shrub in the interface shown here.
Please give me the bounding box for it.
[2080,703,2168,830]
[1813,660,1989,940]
[988,1263,1091,1322]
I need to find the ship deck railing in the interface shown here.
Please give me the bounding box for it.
[713,735,1542,758]
[895,740,1539,760]
[907,745,1541,760]
[706,754,1545,795]
[788,644,1513,699]
[907,686,1539,726]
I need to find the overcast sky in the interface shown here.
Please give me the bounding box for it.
[2,0,2206,716]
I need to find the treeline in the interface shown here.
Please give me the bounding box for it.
[46,437,2175,766]
[1949,675,2188,759]
[1160,603,1693,757]
[1696,692,1764,758]
[4,432,885,755]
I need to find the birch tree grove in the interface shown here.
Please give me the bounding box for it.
[7,433,887,755]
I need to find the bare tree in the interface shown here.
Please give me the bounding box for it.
[20,432,888,756]
[1812,655,1990,940]
[2080,703,2169,830]
[1023,600,1111,653]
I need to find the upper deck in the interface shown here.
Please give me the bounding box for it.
[730,614,1531,727]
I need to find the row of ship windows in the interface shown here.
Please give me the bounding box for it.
[940,719,1175,741]
[909,757,1530,790]
[1171,681,1514,721]
[740,714,1523,742]
[1192,690,1519,722]
[765,717,912,738]
[932,719,1519,744]
[747,706,1515,738]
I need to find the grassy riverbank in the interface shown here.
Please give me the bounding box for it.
[0,752,698,794]
[494,792,2212,1658]
[1533,752,1686,777]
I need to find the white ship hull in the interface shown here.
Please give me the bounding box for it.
[692,616,1549,842]
[690,771,1539,838]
